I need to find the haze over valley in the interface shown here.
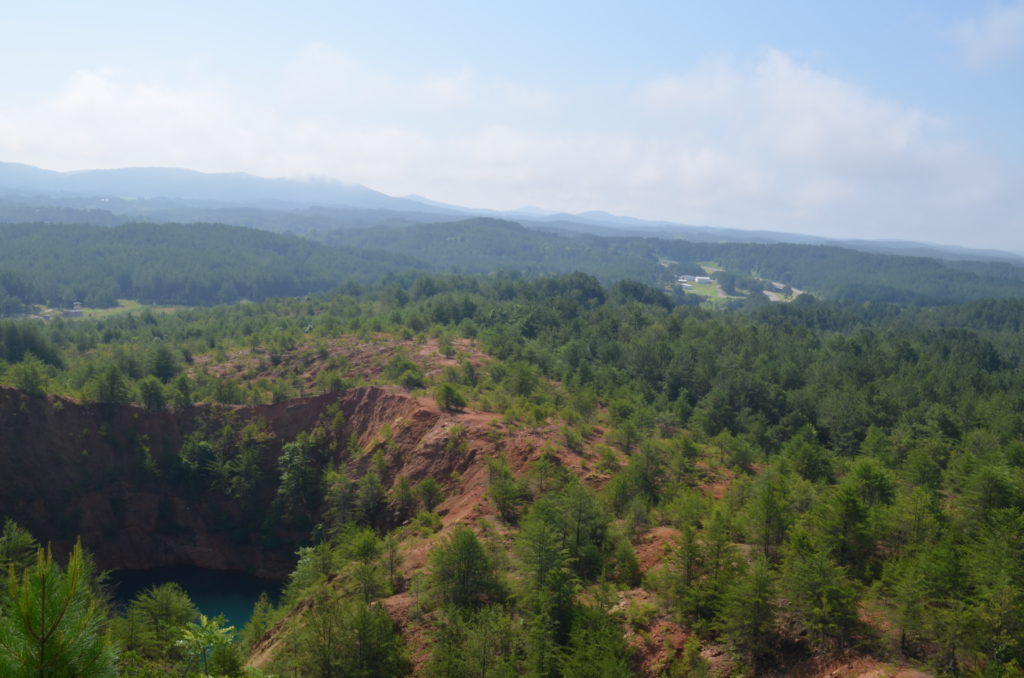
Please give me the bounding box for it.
[1,3,1023,677]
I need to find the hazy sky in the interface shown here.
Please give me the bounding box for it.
[2,1,1022,251]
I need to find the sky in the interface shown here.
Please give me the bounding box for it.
[1,1,1022,251]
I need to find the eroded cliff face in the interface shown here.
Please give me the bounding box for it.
[0,385,484,579]
[0,379,561,582]
[1,387,303,578]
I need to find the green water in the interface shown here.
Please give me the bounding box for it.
[109,566,282,630]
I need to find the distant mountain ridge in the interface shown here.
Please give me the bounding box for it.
[1,161,1022,264]
[0,162,453,214]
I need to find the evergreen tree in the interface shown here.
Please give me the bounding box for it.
[388,475,418,524]
[429,526,501,609]
[11,353,46,397]
[436,382,467,411]
[239,592,275,651]
[560,604,633,677]
[276,431,323,523]
[488,456,528,524]
[149,343,179,383]
[0,520,38,575]
[780,528,859,651]
[718,555,777,669]
[426,606,526,678]
[516,515,578,640]
[91,364,130,405]
[0,544,117,677]
[745,468,790,560]
[277,592,409,678]
[415,477,444,513]
[138,375,166,411]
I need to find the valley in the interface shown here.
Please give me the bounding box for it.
[4,2,1022,674]
[3,272,1023,676]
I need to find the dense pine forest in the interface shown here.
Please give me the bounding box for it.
[327,219,1024,305]
[5,0,1022,673]
[4,218,1024,315]
[2,269,1023,676]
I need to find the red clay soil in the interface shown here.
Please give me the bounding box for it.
[248,588,435,674]
[381,592,434,675]
[0,384,375,578]
[1,329,933,677]
[246,595,315,670]
[237,384,928,677]
[0,372,595,580]
[614,587,692,676]
[190,335,490,395]
[634,525,682,571]
[768,655,934,678]
[239,379,618,671]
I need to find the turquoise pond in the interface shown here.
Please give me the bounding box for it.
[109,566,283,630]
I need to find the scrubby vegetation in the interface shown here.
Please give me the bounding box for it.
[2,271,1024,676]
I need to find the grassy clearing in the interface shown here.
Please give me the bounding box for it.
[684,283,747,305]
[684,283,720,298]
[80,299,189,319]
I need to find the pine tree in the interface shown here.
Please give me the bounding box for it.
[278,593,409,678]
[436,382,467,411]
[11,353,46,397]
[138,375,166,411]
[560,604,633,677]
[746,469,789,560]
[149,343,179,383]
[0,543,117,677]
[430,526,500,609]
[718,555,777,668]
[780,528,859,651]
[0,520,38,575]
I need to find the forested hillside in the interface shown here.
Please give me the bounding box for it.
[656,240,1024,305]
[324,218,703,283]
[0,222,417,309]
[1,273,1022,676]
[0,196,448,234]
[327,219,1024,305]
[3,213,1024,317]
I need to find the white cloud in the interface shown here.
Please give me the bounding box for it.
[954,3,1024,68]
[416,71,475,110]
[0,46,1019,250]
[636,58,740,113]
[0,70,241,171]
[617,50,1016,243]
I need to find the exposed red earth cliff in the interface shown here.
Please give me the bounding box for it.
[0,381,601,580]
[0,369,933,677]
[1,385,330,578]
